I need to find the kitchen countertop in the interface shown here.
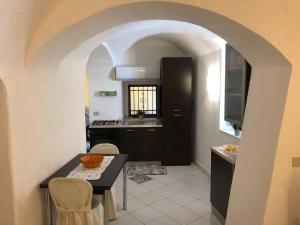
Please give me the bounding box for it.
[211,146,237,164]
[89,120,163,128]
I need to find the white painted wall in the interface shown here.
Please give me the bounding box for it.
[86,45,123,122]
[193,50,239,171]
[8,51,86,225]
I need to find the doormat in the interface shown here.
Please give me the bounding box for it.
[129,175,153,184]
[127,164,167,176]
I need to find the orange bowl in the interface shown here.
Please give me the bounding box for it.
[80,155,103,168]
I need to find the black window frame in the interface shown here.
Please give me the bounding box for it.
[128,84,160,118]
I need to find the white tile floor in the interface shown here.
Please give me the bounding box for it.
[110,163,222,225]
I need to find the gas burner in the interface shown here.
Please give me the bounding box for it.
[92,120,120,126]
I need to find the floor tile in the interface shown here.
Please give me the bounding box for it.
[169,180,196,192]
[200,195,211,204]
[197,182,210,191]
[152,184,180,198]
[130,206,162,224]
[168,171,190,179]
[152,199,181,214]
[185,199,212,216]
[168,192,196,205]
[183,187,209,200]
[181,174,209,187]
[141,179,163,189]
[116,187,133,201]
[147,216,180,225]
[127,183,149,196]
[137,190,164,205]
[109,214,143,225]
[167,207,201,225]
[191,171,210,180]
[203,213,222,225]
[188,217,213,225]
[116,204,128,217]
[112,162,214,225]
[126,197,147,212]
[151,174,178,184]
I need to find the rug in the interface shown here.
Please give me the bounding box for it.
[127,164,167,176]
[129,175,153,184]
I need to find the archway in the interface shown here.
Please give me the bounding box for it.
[27,2,291,225]
[0,79,15,225]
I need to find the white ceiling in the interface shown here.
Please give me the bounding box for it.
[89,20,225,64]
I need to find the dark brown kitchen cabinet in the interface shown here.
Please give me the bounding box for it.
[89,128,120,150]
[120,127,162,161]
[120,128,141,161]
[161,57,193,165]
[141,128,162,161]
[211,151,235,219]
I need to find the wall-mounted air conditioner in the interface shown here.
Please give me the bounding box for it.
[115,66,160,80]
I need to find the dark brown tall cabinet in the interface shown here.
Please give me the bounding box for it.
[161,57,193,165]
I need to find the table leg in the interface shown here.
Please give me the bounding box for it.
[103,190,109,225]
[123,163,127,210]
[45,189,53,225]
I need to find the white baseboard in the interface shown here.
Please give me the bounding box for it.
[193,159,211,175]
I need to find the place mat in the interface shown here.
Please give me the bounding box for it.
[129,175,153,184]
[127,164,167,176]
[67,156,114,180]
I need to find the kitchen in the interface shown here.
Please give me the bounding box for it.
[89,56,192,165]
[83,20,249,225]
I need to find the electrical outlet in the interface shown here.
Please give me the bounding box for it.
[93,111,100,116]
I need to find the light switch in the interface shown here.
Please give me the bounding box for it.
[292,157,300,167]
[93,111,100,116]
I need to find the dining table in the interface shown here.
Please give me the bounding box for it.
[40,153,128,225]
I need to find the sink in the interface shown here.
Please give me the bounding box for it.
[123,119,161,126]
[124,120,143,125]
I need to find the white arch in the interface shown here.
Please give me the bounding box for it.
[0,79,15,225]
[28,2,291,225]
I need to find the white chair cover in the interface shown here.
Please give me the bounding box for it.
[90,143,119,155]
[90,143,119,220]
[49,178,104,225]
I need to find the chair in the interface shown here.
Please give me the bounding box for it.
[90,143,119,155]
[90,143,119,220]
[49,178,104,225]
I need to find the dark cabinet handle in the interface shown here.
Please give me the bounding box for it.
[147,128,156,132]
[173,114,182,117]
[126,129,135,132]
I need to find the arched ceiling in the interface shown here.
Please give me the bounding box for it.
[27,1,289,63]
[30,2,289,68]
[95,20,224,65]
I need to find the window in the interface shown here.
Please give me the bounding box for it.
[128,85,159,117]
[221,44,251,137]
[224,44,251,128]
